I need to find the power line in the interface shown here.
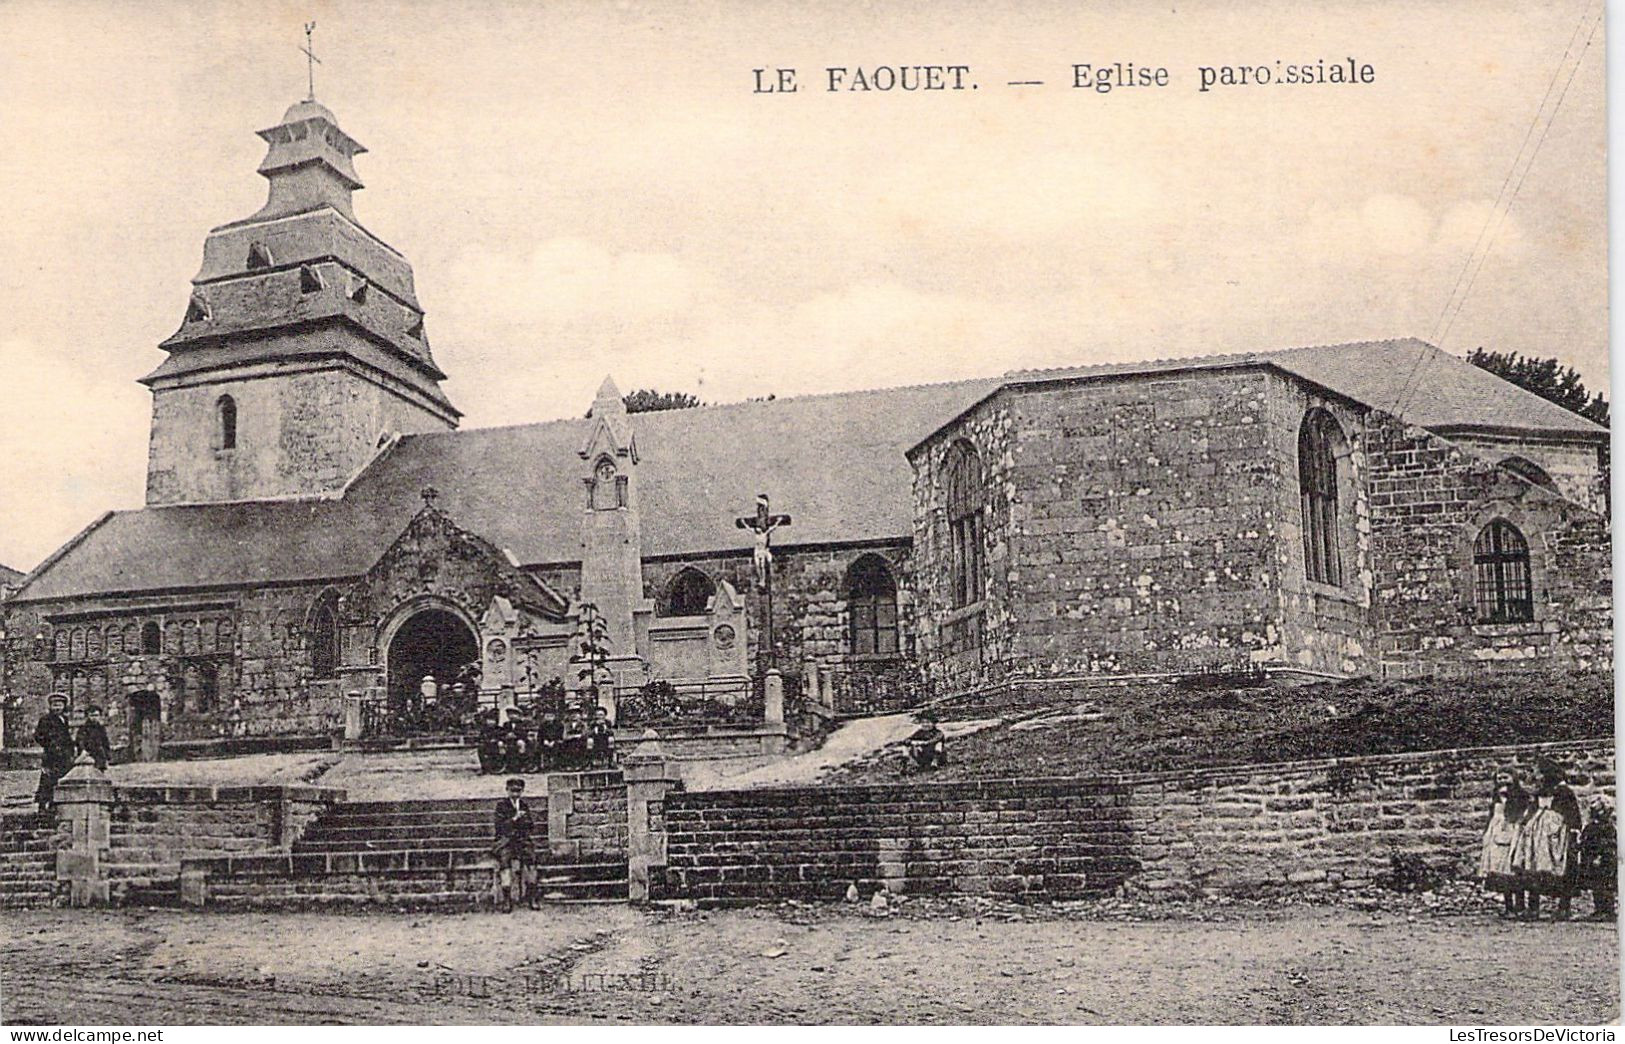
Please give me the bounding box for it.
[1389,0,1602,418]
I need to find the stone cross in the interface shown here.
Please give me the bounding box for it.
[300,22,321,102]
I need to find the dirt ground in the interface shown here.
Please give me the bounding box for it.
[1,899,1616,1025]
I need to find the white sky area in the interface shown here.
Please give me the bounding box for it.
[0,0,1607,572]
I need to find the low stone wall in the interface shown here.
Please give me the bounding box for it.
[49,764,345,905]
[109,784,341,881]
[662,778,1140,903]
[547,770,630,860]
[658,739,1614,903]
[1129,739,1613,895]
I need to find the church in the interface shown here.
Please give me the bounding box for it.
[0,97,1611,760]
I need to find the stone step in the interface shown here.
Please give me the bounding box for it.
[294,834,495,853]
[327,798,496,815]
[310,811,492,829]
[299,822,494,840]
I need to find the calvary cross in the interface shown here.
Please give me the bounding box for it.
[736,493,791,676]
[300,21,321,102]
[736,493,791,587]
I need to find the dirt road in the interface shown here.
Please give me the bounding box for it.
[2,898,1616,1025]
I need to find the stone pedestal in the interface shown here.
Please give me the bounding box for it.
[764,669,784,725]
[343,691,365,741]
[624,734,683,904]
[53,754,113,906]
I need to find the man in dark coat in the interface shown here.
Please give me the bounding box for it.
[76,705,111,772]
[491,777,537,912]
[33,693,75,812]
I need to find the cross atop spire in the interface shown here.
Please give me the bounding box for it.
[300,21,321,102]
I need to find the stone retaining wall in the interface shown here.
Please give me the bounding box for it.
[658,739,1614,903]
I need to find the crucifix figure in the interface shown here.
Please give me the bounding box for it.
[300,21,321,102]
[736,494,791,677]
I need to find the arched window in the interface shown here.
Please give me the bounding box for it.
[1499,456,1558,492]
[1298,410,1344,586]
[217,395,237,450]
[662,568,716,617]
[944,440,985,607]
[847,556,900,656]
[1474,520,1534,623]
[310,596,340,679]
[140,622,161,656]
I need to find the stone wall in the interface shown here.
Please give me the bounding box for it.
[911,368,1293,691]
[3,582,343,750]
[145,360,451,506]
[658,739,1614,903]
[1364,417,1612,677]
[1128,739,1613,894]
[107,783,339,887]
[641,545,915,682]
[1443,432,1608,516]
[548,770,630,860]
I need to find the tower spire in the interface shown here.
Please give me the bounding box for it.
[300,21,321,102]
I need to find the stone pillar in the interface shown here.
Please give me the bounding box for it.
[343,691,365,741]
[624,734,683,904]
[764,669,784,725]
[53,753,114,906]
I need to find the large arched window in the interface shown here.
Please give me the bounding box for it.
[944,440,985,607]
[662,568,716,617]
[1474,520,1533,623]
[847,556,900,656]
[1298,409,1344,586]
[309,594,340,679]
[217,395,237,450]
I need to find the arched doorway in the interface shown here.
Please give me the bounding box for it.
[128,691,162,762]
[385,608,479,725]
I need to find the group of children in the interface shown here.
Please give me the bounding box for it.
[476,701,616,775]
[1480,759,1616,920]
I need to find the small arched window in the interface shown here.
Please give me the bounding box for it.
[663,568,716,617]
[217,395,237,450]
[1474,520,1534,623]
[310,596,340,679]
[847,556,900,656]
[1298,409,1344,586]
[140,622,161,656]
[944,440,985,607]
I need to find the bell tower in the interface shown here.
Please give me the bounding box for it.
[141,96,459,506]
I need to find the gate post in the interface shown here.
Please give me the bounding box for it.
[624,733,682,903]
[54,753,114,906]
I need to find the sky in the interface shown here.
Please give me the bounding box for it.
[0,0,1608,572]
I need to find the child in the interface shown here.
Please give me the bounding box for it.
[1578,794,1617,920]
[560,705,588,770]
[904,711,948,773]
[75,705,112,773]
[587,706,616,768]
[536,707,562,772]
[491,778,537,912]
[1479,773,1528,917]
[1512,779,1575,920]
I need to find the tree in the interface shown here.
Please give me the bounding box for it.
[622,389,701,414]
[570,602,613,694]
[1467,348,1609,426]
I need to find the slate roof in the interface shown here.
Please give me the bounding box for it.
[997,338,1605,442]
[0,563,24,587]
[10,339,1605,603]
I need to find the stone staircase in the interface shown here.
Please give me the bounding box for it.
[0,812,59,908]
[191,798,628,908]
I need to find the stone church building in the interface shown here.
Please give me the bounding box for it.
[0,98,1611,757]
